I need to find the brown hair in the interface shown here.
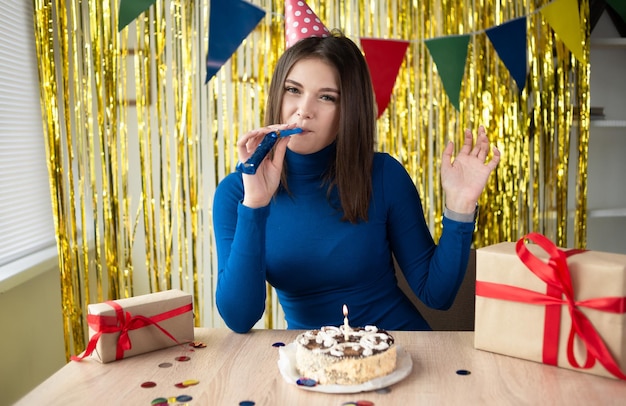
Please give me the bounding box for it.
[264,33,376,223]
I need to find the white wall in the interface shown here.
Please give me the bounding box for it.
[0,263,66,405]
[567,11,626,254]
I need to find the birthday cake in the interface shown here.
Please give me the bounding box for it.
[294,325,397,385]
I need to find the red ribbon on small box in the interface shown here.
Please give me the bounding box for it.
[476,232,626,380]
[71,300,193,362]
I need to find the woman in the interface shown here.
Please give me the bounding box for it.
[212,33,500,333]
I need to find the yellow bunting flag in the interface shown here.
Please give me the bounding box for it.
[540,0,585,62]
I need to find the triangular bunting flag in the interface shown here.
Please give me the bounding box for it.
[485,17,528,93]
[205,0,265,83]
[540,0,585,62]
[360,38,410,118]
[606,0,626,25]
[425,35,470,111]
[118,0,156,32]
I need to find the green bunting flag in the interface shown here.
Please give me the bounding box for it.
[605,0,626,24]
[118,0,156,32]
[424,35,470,111]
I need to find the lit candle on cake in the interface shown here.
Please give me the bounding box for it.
[342,304,350,341]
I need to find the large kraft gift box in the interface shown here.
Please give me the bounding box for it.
[474,233,626,380]
[74,289,194,363]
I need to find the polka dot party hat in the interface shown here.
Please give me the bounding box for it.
[284,0,330,48]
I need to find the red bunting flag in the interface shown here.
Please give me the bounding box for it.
[360,38,410,118]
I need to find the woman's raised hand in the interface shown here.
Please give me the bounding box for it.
[440,125,500,214]
[238,124,295,208]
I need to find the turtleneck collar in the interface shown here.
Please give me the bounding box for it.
[285,142,336,178]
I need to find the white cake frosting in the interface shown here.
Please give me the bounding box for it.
[294,325,396,385]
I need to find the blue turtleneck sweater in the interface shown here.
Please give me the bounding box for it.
[212,143,474,333]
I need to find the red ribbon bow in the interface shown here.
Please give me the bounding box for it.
[476,232,626,380]
[71,300,192,362]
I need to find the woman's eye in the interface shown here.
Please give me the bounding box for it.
[321,94,337,102]
[285,86,299,94]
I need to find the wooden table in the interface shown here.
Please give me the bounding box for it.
[16,328,626,405]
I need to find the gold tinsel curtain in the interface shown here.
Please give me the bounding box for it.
[33,0,588,360]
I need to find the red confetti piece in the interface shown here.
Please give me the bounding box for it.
[141,381,157,388]
[356,401,375,406]
[175,379,199,388]
[175,356,191,362]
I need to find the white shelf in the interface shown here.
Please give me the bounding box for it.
[572,119,626,128]
[588,208,626,218]
[590,120,626,128]
[590,38,626,48]
[564,208,626,219]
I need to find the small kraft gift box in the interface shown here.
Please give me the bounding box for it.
[474,232,626,380]
[72,289,194,363]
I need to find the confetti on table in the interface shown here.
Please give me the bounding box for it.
[175,356,191,362]
[176,395,193,402]
[175,379,200,388]
[150,398,168,405]
[158,362,173,368]
[271,342,285,347]
[375,387,391,394]
[239,401,255,406]
[140,381,157,388]
[356,401,375,406]
[190,341,207,348]
[296,377,317,387]
[456,369,471,375]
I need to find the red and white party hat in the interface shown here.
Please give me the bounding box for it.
[284,0,330,48]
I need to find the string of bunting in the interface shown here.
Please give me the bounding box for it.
[115,0,620,113]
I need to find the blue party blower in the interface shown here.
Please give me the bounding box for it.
[236,127,303,174]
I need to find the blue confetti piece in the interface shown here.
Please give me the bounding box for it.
[272,342,285,347]
[296,378,317,387]
[176,395,193,402]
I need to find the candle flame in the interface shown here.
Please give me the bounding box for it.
[343,304,348,317]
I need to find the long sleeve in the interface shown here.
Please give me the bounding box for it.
[380,155,474,310]
[212,148,475,332]
[212,173,268,333]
